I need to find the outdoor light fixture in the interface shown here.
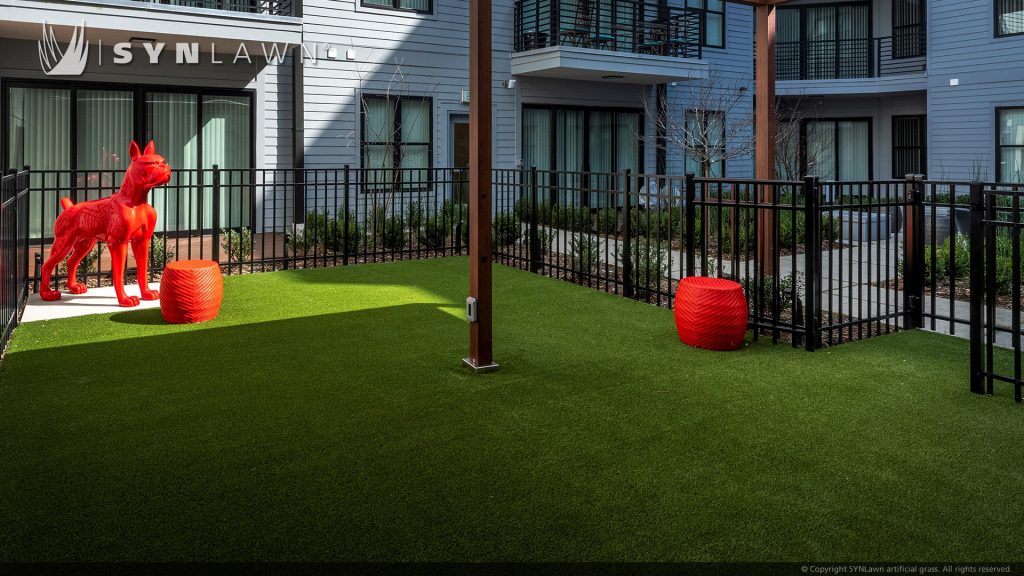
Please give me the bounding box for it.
[129,37,157,45]
[502,79,517,89]
[602,75,624,80]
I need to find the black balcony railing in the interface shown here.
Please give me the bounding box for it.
[776,29,926,81]
[514,0,703,59]
[132,0,295,17]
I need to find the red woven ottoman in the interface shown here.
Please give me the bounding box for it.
[674,277,748,351]
[160,260,223,324]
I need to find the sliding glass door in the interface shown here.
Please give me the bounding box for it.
[5,82,253,239]
[522,105,642,207]
[804,119,871,182]
[6,87,71,238]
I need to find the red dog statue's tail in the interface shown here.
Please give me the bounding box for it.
[59,198,74,211]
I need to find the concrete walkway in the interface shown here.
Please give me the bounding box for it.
[21,284,162,323]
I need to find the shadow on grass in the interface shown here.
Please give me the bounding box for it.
[109,308,167,326]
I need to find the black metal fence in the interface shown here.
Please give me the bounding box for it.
[514,0,704,59]
[969,183,1023,403]
[776,32,927,81]
[493,169,917,350]
[1,169,30,354]
[5,166,1023,402]
[25,167,468,291]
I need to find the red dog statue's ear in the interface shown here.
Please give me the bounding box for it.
[143,141,155,156]
[129,141,141,161]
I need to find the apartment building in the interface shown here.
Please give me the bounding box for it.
[776,0,1024,184]
[0,0,755,234]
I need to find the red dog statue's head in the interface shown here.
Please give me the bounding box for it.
[123,141,172,200]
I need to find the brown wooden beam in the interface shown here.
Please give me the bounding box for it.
[465,0,498,372]
[755,2,777,274]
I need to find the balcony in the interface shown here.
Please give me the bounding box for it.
[130,0,294,17]
[775,27,927,96]
[512,0,708,84]
[0,0,302,50]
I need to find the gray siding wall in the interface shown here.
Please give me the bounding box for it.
[783,93,926,180]
[0,39,286,171]
[928,0,1024,181]
[664,2,755,178]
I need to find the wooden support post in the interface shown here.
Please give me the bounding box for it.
[465,0,498,373]
[755,3,777,275]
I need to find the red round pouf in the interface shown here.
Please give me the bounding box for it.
[673,277,748,351]
[160,260,223,324]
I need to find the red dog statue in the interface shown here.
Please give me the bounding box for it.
[39,141,171,308]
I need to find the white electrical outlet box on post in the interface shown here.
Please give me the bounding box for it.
[466,297,478,323]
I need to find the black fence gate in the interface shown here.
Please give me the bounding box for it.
[1,168,30,353]
[969,183,1023,403]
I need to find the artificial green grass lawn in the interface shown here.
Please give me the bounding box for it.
[1,257,1022,562]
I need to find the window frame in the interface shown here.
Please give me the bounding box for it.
[360,93,435,189]
[360,0,433,15]
[520,104,645,174]
[800,117,874,181]
[891,0,926,59]
[687,0,726,49]
[996,106,1024,183]
[777,2,873,80]
[2,77,255,174]
[684,108,726,178]
[892,114,927,179]
[995,0,1024,38]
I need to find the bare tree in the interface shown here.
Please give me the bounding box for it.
[348,53,440,220]
[775,98,834,182]
[640,70,755,177]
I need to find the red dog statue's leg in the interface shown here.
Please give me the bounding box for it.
[131,238,159,301]
[108,242,140,308]
[65,239,98,295]
[39,236,76,301]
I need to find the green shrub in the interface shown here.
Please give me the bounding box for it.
[60,243,105,278]
[492,213,521,246]
[596,208,619,234]
[406,202,425,231]
[552,204,590,231]
[417,215,448,249]
[569,233,601,278]
[629,238,668,292]
[380,215,406,251]
[740,273,805,318]
[221,227,253,264]
[149,235,175,270]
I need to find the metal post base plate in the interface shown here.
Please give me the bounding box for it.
[462,358,501,373]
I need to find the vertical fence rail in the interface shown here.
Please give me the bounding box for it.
[1,168,31,354]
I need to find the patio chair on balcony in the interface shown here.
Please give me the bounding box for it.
[560,0,614,49]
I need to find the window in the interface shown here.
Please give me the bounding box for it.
[684,110,725,177]
[997,0,1024,36]
[803,119,871,181]
[893,115,926,178]
[777,3,871,80]
[5,81,253,238]
[361,95,432,190]
[521,106,641,207]
[892,0,925,58]
[998,108,1024,183]
[362,0,431,14]
[687,0,725,48]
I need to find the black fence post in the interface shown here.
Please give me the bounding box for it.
[343,165,351,266]
[212,165,221,265]
[968,181,985,395]
[803,176,821,351]
[529,166,541,273]
[902,173,925,329]
[622,170,634,299]
[684,173,696,277]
